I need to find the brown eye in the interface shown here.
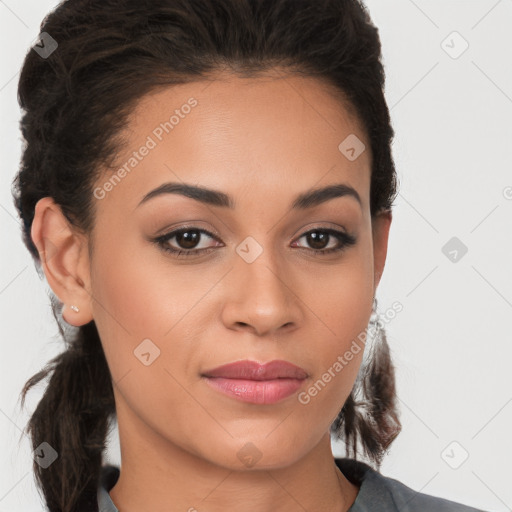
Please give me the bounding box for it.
[292,229,357,255]
[154,227,221,256]
[153,226,356,259]
[174,230,202,249]
[305,231,330,250]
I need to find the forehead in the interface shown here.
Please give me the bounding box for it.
[93,70,371,216]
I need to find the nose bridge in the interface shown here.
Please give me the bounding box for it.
[237,234,289,303]
[224,233,302,333]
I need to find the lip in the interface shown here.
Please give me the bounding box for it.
[202,360,308,405]
[202,359,308,380]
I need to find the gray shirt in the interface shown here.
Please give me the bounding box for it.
[97,458,487,511]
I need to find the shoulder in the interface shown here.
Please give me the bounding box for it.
[335,458,488,512]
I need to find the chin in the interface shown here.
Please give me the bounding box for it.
[201,434,309,471]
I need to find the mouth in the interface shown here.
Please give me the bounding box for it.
[201,359,308,405]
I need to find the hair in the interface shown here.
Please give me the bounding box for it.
[12,0,401,510]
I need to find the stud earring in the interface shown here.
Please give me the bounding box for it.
[69,305,80,313]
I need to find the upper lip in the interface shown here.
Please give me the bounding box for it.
[202,359,308,380]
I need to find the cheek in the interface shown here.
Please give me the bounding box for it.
[315,237,375,343]
[88,237,201,442]
[300,241,374,413]
[89,226,184,337]
[88,229,216,404]
[88,230,168,380]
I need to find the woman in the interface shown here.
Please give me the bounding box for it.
[13,0,487,511]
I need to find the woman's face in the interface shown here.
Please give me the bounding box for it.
[83,71,391,469]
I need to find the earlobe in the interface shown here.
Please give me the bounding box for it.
[31,197,93,327]
[372,209,392,292]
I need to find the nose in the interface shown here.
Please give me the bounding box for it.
[220,244,303,337]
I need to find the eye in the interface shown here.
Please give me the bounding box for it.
[153,227,221,257]
[291,228,357,255]
[152,226,356,258]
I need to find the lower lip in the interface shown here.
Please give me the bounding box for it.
[203,377,305,404]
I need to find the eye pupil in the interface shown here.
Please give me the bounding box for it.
[176,230,200,249]
[308,231,328,249]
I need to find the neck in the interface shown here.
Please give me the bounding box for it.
[109,409,359,512]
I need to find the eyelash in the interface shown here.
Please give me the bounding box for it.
[153,226,357,258]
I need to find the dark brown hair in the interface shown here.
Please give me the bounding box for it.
[13,0,400,510]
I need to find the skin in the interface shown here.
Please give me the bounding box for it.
[31,69,391,512]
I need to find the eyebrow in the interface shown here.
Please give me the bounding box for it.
[136,182,362,210]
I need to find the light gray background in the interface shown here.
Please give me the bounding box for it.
[1,1,511,511]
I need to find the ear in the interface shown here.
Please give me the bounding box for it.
[371,209,392,293]
[31,197,93,327]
